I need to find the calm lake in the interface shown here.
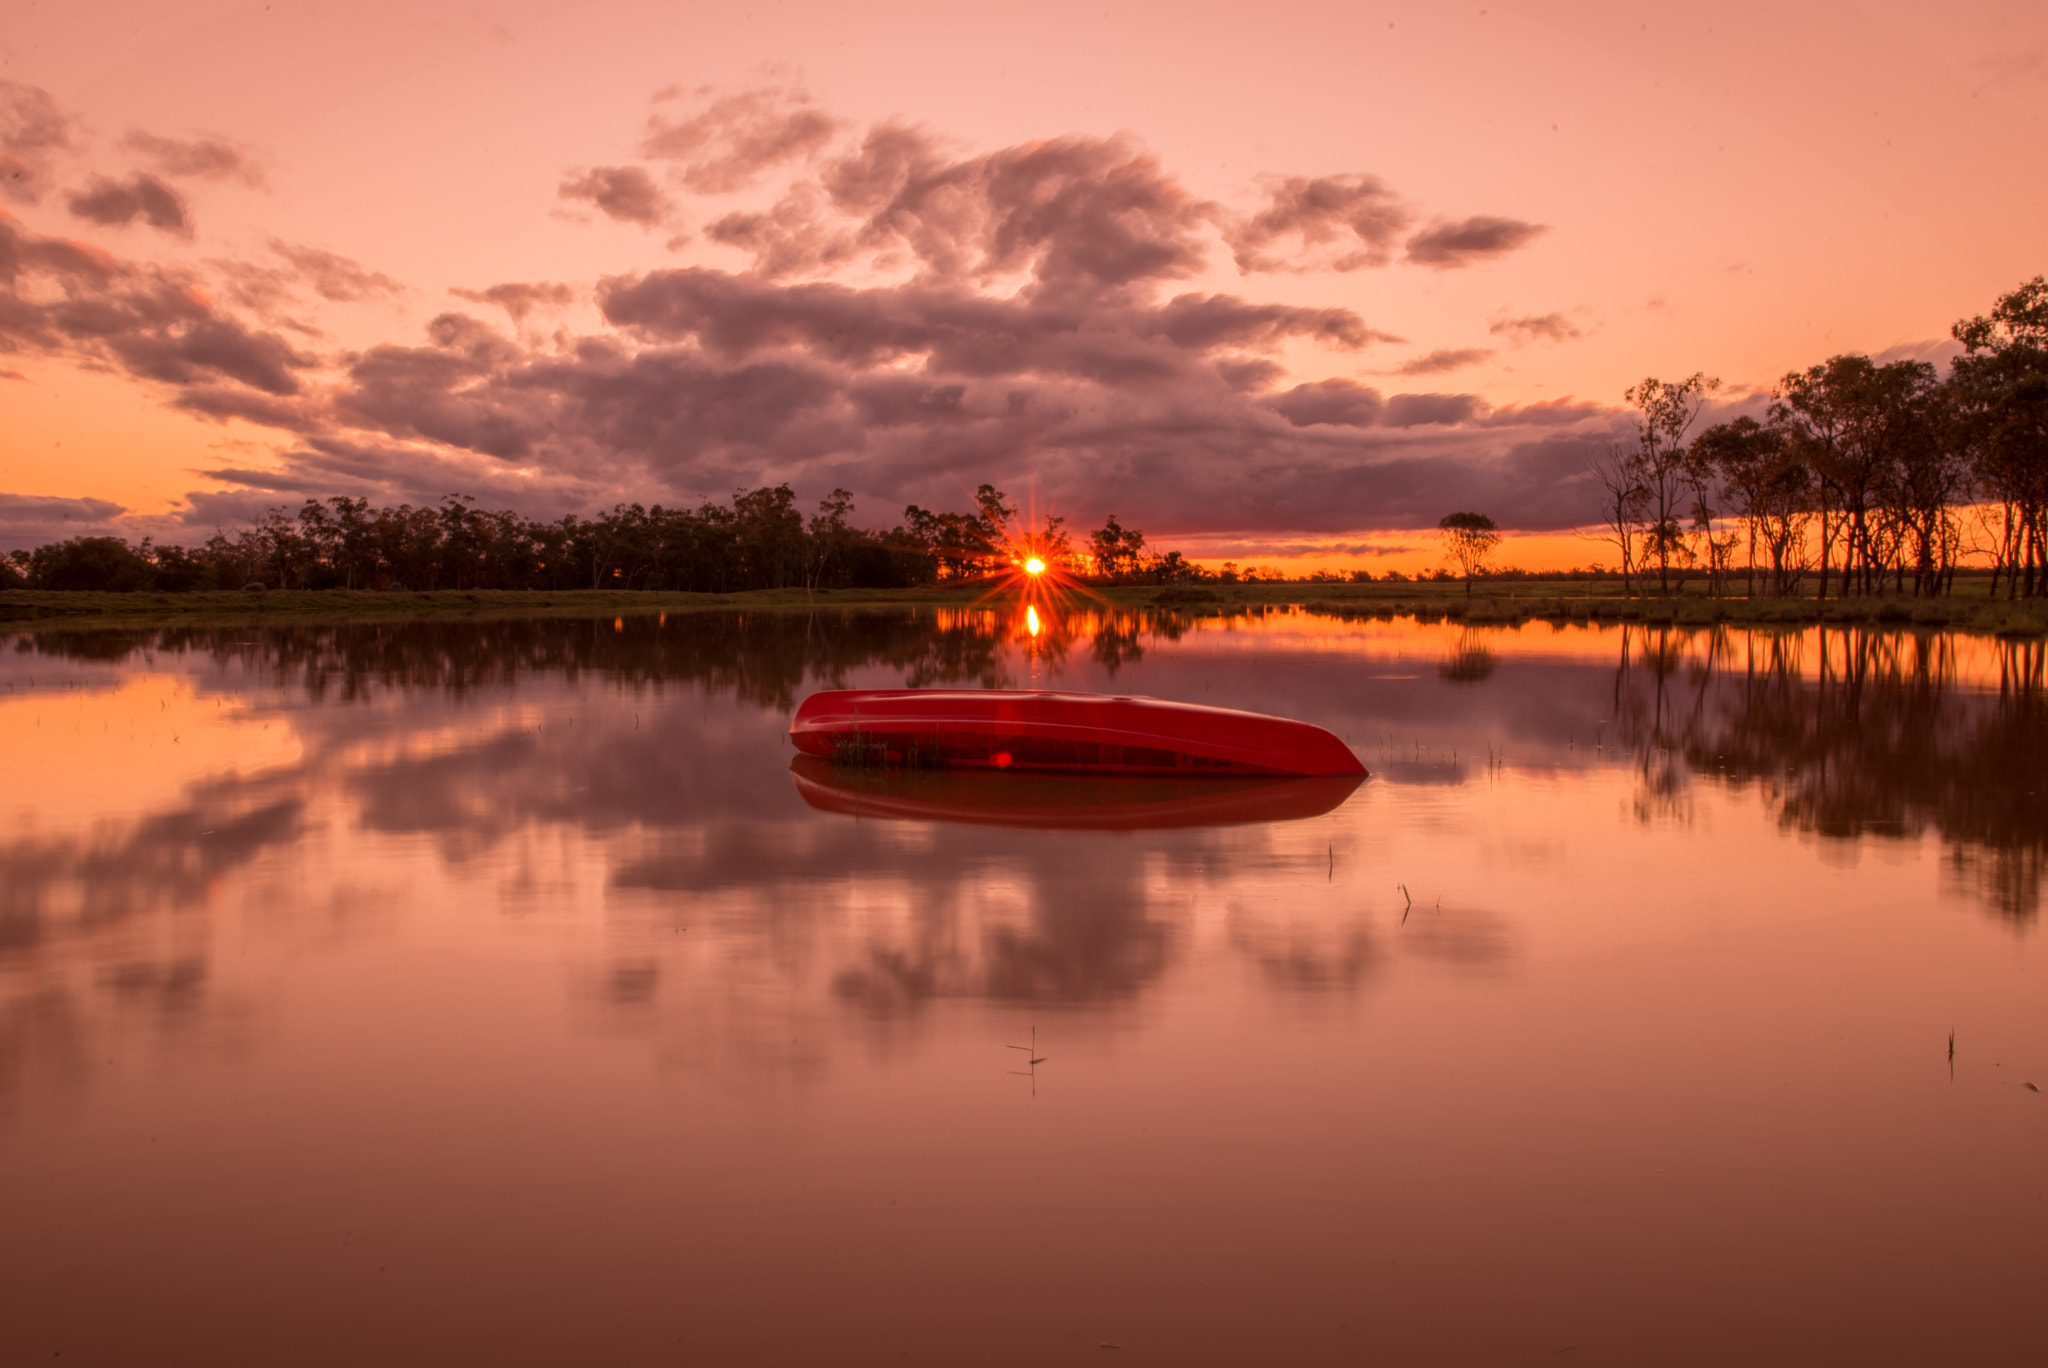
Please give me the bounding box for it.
[3,605,2044,1366]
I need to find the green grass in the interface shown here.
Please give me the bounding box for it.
[3,579,2044,637]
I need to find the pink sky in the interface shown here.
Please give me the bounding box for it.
[3,0,2043,571]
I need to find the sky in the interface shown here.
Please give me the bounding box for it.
[2,0,2044,571]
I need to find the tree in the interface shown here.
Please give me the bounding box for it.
[1692,415,1814,597]
[1587,442,1647,598]
[28,536,153,591]
[805,488,857,598]
[1088,514,1146,579]
[1775,355,1940,597]
[1624,373,1721,594]
[1436,511,1501,596]
[1951,277,2048,598]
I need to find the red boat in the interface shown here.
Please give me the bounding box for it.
[788,689,1366,778]
[790,755,1363,830]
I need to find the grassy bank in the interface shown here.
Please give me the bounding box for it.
[3,580,2045,636]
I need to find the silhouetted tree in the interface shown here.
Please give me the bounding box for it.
[1436,511,1501,596]
[1952,277,2048,598]
[1625,372,1720,594]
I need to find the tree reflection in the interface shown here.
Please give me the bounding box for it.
[1609,624,2048,923]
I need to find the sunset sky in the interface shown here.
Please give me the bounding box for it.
[3,0,2043,570]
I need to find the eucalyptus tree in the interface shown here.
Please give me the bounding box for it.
[1692,415,1814,597]
[1952,277,2048,598]
[1587,442,1647,597]
[1437,511,1501,596]
[1775,355,1940,596]
[1624,373,1720,593]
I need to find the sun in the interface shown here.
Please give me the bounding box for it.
[1024,557,1045,576]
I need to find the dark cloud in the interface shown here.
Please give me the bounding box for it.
[109,315,313,395]
[0,493,127,549]
[1227,175,1412,273]
[863,133,1213,297]
[1489,311,1581,345]
[2,91,1614,542]
[558,165,674,227]
[66,174,191,235]
[449,281,576,322]
[1404,216,1546,269]
[268,240,403,302]
[641,86,840,193]
[0,81,75,207]
[1394,347,1493,376]
[1384,393,1487,427]
[1,215,317,403]
[596,269,1388,391]
[121,131,266,187]
[172,384,317,431]
[1270,379,1384,428]
[674,123,1219,301]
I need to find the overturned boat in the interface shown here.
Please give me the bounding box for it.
[790,754,1363,829]
[788,689,1367,778]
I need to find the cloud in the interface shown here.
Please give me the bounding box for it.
[1384,393,1487,427]
[704,184,860,278]
[1,215,318,402]
[66,173,191,235]
[4,92,1618,543]
[1393,347,1493,376]
[0,81,76,206]
[121,131,266,187]
[0,493,128,549]
[558,165,675,227]
[658,121,1221,300]
[268,240,403,301]
[1489,311,1581,345]
[1404,216,1546,268]
[1270,379,1383,428]
[641,86,840,193]
[449,281,577,322]
[1226,175,1412,273]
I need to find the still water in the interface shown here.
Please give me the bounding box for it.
[3,606,2044,1366]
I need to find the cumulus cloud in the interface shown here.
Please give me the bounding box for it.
[1489,311,1581,345]
[558,165,674,227]
[642,86,840,193]
[1,81,76,206]
[0,214,318,403]
[1404,216,1546,268]
[1226,175,1412,273]
[450,281,576,322]
[6,89,1612,542]
[66,173,191,235]
[122,130,266,187]
[1394,347,1493,376]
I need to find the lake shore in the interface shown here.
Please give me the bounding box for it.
[4,580,2045,636]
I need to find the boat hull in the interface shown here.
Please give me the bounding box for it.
[788,689,1367,778]
[790,755,1363,829]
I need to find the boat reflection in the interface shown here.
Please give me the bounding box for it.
[790,753,1363,830]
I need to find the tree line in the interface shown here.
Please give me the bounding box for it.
[1590,277,2048,599]
[0,481,1250,594]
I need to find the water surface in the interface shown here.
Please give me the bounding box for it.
[3,607,2043,1365]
